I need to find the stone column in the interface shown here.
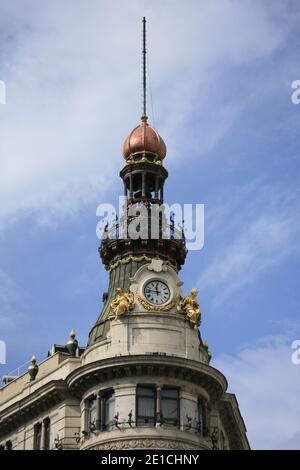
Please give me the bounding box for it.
[41,420,46,450]
[96,392,102,431]
[156,386,162,424]
[81,400,89,435]
[100,395,105,431]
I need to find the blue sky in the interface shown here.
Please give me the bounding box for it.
[0,0,300,449]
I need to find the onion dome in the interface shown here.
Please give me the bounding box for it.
[123,115,167,161]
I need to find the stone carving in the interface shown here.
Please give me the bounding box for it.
[210,427,219,450]
[177,288,201,328]
[137,295,178,312]
[88,438,201,450]
[110,288,134,319]
[147,259,167,273]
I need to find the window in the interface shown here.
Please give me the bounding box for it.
[161,388,179,426]
[197,400,204,435]
[103,390,115,430]
[87,395,97,432]
[33,423,42,450]
[136,386,156,427]
[44,418,51,450]
[197,399,209,436]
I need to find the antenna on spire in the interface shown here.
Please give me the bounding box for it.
[142,17,147,117]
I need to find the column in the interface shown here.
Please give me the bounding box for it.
[129,174,133,201]
[41,420,46,451]
[156,386,162,424]
[96,392,102,431]
[101,395,105,431]
[160,183,164,203]
[142,172,146,198]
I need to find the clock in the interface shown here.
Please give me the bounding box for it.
[143,280,171,305]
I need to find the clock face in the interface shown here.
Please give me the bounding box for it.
[144,280,171,305]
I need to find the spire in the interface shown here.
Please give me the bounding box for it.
[142,17,147,118]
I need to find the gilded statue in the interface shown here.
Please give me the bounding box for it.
[177,288,201,327]
[110,288,134,319]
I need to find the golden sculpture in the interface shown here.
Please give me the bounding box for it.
[110,288,134,319]
[177,288,201,328]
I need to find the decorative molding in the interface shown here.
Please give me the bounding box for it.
[108,255,178,273]
[137,295,179,312]
[88,438,201,450]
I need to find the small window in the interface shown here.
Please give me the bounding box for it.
[161,388,179,426]
[87,395,97,432]
[103,390,115,430]
[33,423,42,450]
[136,386,156,427]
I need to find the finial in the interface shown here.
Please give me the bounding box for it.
[142,16,147,118]
[66,329,78,357]
[28,355,39,381]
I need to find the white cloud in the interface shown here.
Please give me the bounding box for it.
[214,330,300,449]
[198,183,300,305]
[0,0,298,227]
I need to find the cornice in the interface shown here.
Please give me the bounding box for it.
[66,355,227,402]
[0,380,69,439]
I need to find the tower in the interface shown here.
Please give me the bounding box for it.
[0,18,250,452]
[75,18,250,451]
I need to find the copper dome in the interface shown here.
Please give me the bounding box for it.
[123,115,167,161]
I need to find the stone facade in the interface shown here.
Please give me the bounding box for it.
[0,261,250,450]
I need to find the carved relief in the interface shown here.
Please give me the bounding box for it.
[137,295,179,312]
[88,438,201,450]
